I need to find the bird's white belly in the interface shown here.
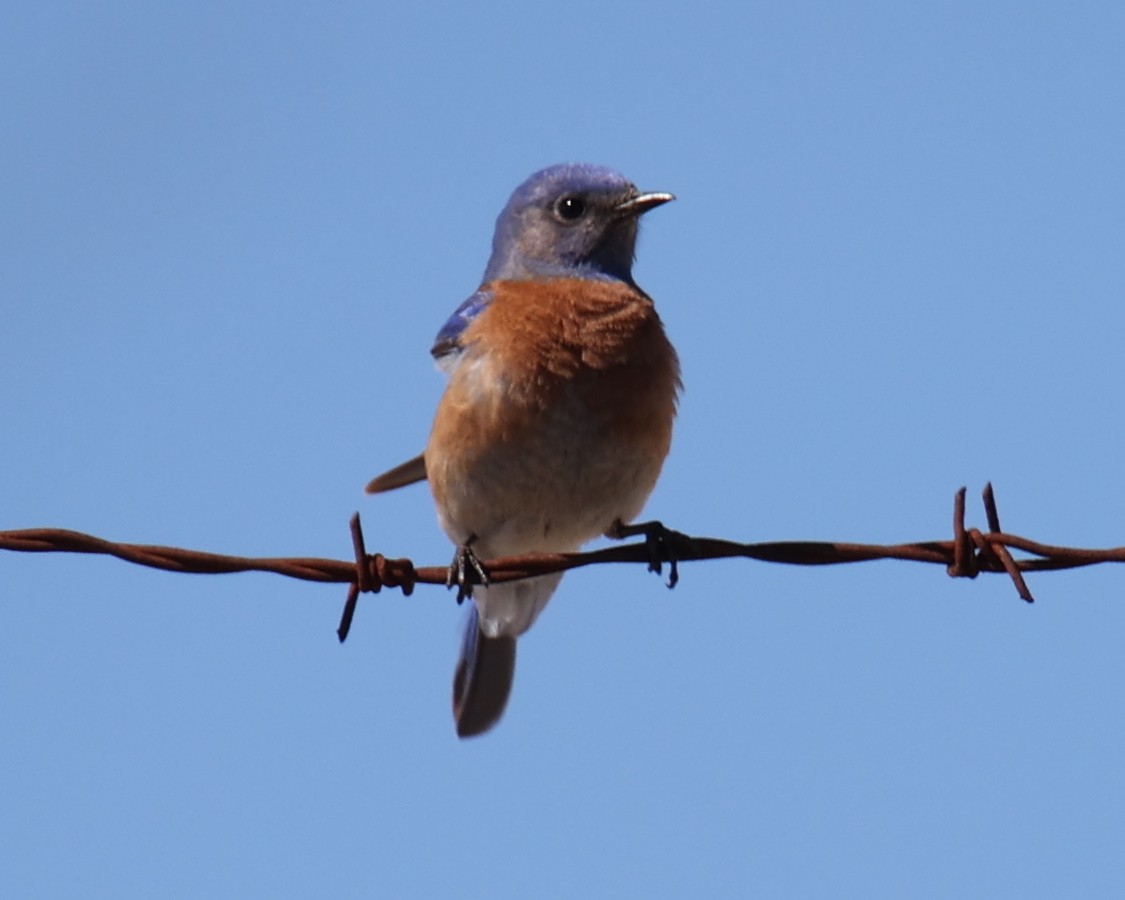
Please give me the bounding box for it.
[428,395,665,638]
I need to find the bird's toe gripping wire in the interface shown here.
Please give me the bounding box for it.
[446,534,490,603]
[606,518,695,588]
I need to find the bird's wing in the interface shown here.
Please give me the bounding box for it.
[364,453,427,494]
[366,290,493,495]
[430,288,493,368]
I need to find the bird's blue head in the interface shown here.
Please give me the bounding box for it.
[481,163,674,285]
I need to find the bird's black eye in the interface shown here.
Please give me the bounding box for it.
[554,195,587,222]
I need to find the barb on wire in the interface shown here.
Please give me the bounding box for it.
[3,484,1124,642]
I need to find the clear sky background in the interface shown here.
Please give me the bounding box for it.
[3,2,1124,897]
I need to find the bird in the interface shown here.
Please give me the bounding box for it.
[366,163,680,738]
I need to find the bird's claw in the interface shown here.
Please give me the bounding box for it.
[606,518,694,588]
[447,536,490,603]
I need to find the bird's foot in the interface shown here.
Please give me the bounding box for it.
[606,518,694,589]
[446,535,490,603]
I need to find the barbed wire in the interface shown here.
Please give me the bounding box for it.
[3,484,1123,642]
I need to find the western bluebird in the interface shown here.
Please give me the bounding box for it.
[366,163,680,737]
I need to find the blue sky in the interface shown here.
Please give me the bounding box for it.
[3,2,1125,897]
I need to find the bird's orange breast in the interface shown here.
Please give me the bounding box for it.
[425,277,680,552]
[460,277,679,421]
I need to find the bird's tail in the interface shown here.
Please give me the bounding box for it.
[452,602,517,738]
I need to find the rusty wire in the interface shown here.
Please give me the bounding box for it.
[3,484,1124,642]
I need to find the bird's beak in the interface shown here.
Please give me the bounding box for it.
[615,191,675,217]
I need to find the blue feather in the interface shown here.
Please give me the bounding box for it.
[430,288,493,365]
